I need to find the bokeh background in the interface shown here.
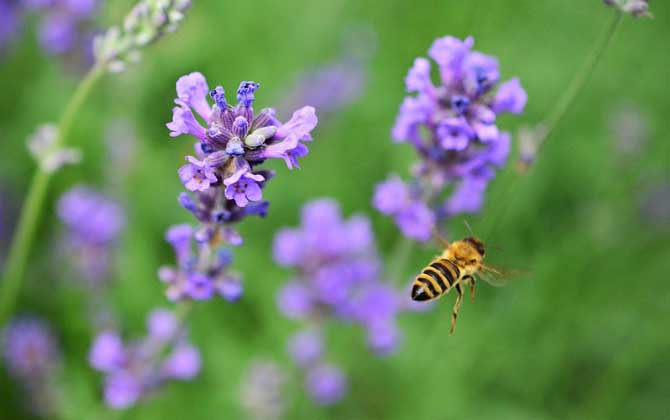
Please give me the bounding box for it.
[1,0,669,419]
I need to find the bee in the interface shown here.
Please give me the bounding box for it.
[411,230,507,335]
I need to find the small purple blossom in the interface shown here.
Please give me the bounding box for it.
[379,36,526,240]
[2,317,61,415]
[159,222,242,303]
[57,186,125,284]
[305,364,347,406]
[179,156,218,192]
[89,309,201,410]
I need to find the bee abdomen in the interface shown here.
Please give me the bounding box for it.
[411,258,461,302]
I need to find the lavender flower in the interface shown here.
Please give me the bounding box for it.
[160,73,318,304]
[376,36,526,240]
[94,0,191,72]
[305,364,347,406]
[240,361,287,420]
[0,0,21,54]
[57,186,125,285]
[2,317,61,415]
[167,73,317,240]
[158,224,242,302]
[89,308,201,409]
[21,0,99,57]
[604,0,652,17]
[278,24,376,121]
[275,199,410,405]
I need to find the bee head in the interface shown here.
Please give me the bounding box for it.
[464,236,485,257]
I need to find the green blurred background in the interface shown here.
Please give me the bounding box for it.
[1,0,669,419]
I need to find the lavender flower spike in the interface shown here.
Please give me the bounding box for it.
[89,308,201,409]
[274,199,415,405]
[377,35,526,240]
[166,71,318,250]
[2,317,61,416]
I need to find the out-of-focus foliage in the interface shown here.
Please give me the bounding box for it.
[0,0,668,419]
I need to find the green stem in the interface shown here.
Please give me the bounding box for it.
[0,65,104,326]
[536,10,623,154]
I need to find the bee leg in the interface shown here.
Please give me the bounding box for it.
[450,283,464,335]
[469,277,476,302]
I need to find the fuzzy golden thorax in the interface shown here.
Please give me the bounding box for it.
[442,237,486,276]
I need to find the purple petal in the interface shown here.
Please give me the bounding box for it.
[176,72,212,121]
[89,331,125,373]
[275,106,318,140]
[162,345,201,380]
[373,176,410,215]
[167,101,207,141]
[405,57,433,93]
[492,78,527,115]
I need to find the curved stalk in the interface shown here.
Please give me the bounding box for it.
[0,65,104,325]
[535,10,623,154]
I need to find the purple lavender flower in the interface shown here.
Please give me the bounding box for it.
[0,0,21,53]
[89,308,201,410]
[240,361,287,420]
[57,186,125,284]
[158,223,243,303]
[305,364,347,406]
[2,317,61,415]
[274,199,411,405]
[377,36,526,240]
[277,25,376,121]
[167,72,318,247]
[22,0,99,58]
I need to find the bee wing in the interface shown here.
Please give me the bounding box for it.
[478,264,527,287]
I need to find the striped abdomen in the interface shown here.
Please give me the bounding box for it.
[411,258,461,301]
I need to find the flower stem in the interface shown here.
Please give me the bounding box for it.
[0,65,104,326]
[535,10,623,154]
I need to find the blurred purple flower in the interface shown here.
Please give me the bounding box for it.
[20,0,100,59]
[274,199,413,405]
[2,316,60,415]
[0,0,21,53]
[57,186,125,285]
[305,364,347,406]
[377,35,526,240]
[89,309,201,410]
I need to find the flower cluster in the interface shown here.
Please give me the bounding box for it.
[158,224,242,302]
[89,308,201,409]
[375,36,527,240]
[2,317,61,415]
[57,185,125,285]
[94,0,191,72]
[160,72,317,299]
[274,199,411,405]
[22,0,99,56]
[240,361,287,420]
[604,0,652,17]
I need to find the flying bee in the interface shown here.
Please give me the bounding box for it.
[411,229,507,335]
